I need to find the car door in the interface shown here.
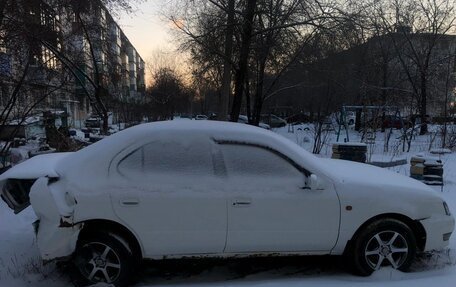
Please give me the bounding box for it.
[219,142,340,253]
[109,132,227,258]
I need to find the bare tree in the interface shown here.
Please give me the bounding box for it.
[218,0,235,121]
[1,0,75,160]
[371,0,456,134]
[247,0,331,126]
[170,0,344,124]
[146,66,191,120]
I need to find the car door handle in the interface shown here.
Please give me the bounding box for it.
[120,198,140,206]
[232,198,252,206]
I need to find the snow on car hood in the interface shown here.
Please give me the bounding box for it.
[0,152,73,181]
[319,158,433,193]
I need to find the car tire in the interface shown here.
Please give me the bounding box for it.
[73,232,136,287]
[349,218,417,276]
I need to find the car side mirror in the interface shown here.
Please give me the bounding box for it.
[304,174,325,190]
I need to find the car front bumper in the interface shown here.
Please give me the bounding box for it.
[420,214,455,251]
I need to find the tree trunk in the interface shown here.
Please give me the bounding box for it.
[245,76,251,122]
[95,86,109,134]
[78,12,109,134]
[0,0,7,24]
[381,59,388,133]
[252,57,266,126]
[419,71,428,135]
[217,0,235,121]
[230,0,257,122]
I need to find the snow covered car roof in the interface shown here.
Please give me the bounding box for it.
[54,121,326,182]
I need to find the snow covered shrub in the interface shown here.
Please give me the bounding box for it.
[1,254,57,282]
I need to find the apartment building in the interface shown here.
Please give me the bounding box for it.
[0,0,145,127]
[269,30,456,118]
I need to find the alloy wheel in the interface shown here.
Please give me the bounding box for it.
[77,242,122,283]
[364,230,409,270]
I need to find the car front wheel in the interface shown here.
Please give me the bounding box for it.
[73,232,135,286]
[350,218,417,276]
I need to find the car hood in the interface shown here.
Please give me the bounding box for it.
[319,158,434,195]
[0,152,73,181]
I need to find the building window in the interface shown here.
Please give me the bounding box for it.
[0,30,5,53]
[31,46,57,69]
[31,53,40,66]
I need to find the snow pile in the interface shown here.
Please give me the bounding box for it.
[0,201,62,287]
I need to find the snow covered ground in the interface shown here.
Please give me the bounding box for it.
[1,124,456,287]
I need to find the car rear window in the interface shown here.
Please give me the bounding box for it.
[117,138,215,179]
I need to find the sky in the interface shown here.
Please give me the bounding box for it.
[116,0,176,69]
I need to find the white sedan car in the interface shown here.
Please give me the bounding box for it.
[0,121,454,286]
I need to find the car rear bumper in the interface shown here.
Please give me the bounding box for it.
[420,214,455,251]
[30,177,81,260]
[35,218,82,261]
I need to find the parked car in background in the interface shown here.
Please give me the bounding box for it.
[236,115,270,130]
[84,117,101,128]
[381,115,406,129]
[260,114,287,128]
[431,116,455,124]
[84,113,113,128]
[174,113,192,120]
[28,145,56,158]
[195,114,208,120]
[408,114,431,125]
[0,121,453,286]
[286,113,312,125]
[173,115,192,120]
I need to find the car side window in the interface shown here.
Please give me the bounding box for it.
[117,138,215,180]
[219,144,302,179]
[117,146,143,175]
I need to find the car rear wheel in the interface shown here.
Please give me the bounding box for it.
[73,232,135,287]
[349,218,417,276]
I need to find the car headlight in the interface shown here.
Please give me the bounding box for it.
[443,201,451,216]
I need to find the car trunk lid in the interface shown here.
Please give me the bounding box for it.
[0,152,73,213]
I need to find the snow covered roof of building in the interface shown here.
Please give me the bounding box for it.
[8,116,41,126]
